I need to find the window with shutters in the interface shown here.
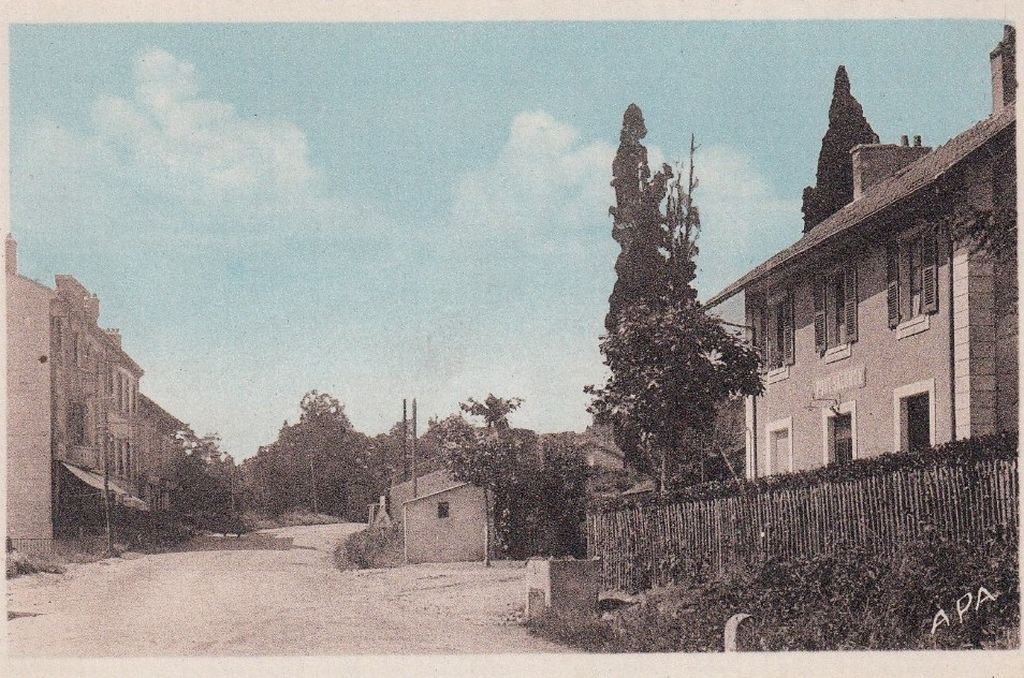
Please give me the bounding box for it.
[765,291,794,371]
[891,231,939,334]
[69,402,87,446]
[816,264,858,359]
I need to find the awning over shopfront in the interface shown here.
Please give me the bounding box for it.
[61,462,128,497]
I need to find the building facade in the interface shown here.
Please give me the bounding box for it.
[138,394,187,511]
[6,236,185,539]
[709,27,1017,479]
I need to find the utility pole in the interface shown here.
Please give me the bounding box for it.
[402,399,408,482]
[229,464,236,514]
[411,398,418,499]
[103,436,113,555]
[309,455,319,514]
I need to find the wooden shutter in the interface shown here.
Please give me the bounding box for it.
[783,290,795,365]
[813,280,826,355]
[922,232,938,314]
[886,245,900,328]
[844,265,858,343]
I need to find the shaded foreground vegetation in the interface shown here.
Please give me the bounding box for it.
[528,528,1019,651]
[334,526,404,570]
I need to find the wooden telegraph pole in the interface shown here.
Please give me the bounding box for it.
[402,399,408,482]
[103,442,113,554]
[309,456,319,515]
[411,398,418,499]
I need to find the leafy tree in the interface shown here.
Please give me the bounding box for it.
[170,428,237,528]
[436,400,591,561]
[242,391,383,521]
[459,394,524,430]
[590,106,763,493]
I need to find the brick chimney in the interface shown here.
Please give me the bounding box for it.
[991,25,1016,113]
[5,234,16,275]
[105,328,122,348]
[850,135,932,200]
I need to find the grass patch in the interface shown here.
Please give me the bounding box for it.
[334,526,404,570]
[6,550,66,578]
[528,529,1019,652]
[246,510,344,530]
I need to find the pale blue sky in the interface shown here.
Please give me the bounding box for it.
[9,21,1004,458]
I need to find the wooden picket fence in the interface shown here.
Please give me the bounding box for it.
[586,457,1018,593]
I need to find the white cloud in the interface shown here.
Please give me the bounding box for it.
[446,111,616,245]
[13,48,802,454]
[15,48,385,246]
[690,144,802,298]
[93,48,316,202]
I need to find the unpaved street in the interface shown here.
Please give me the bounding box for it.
[6,523,562,655]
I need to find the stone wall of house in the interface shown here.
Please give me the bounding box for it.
[6,270,56,539]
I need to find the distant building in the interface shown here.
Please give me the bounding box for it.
[137,394,187,511]
[390,469,488,564]
[6,236,185,540]
[708,27,1017,478]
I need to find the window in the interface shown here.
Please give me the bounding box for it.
[766,418,793,476]
[69,402,86,446]
[888,232,938,328]
[437,501,450,519]
[765,291,794,370]
[904,394,930,452]
[829,413,853,464]
[815,265,858,354]
[894,380,935,453]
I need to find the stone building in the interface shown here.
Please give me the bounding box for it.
[6,235,185,540]
[137,394,187,511]
[708,26,1017,478]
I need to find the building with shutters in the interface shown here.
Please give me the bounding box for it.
[6,234,186,540]
[707,26,1017,478]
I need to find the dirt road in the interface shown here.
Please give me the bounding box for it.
[6,523,562,655]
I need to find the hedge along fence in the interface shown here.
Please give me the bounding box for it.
[586,433,1019,593]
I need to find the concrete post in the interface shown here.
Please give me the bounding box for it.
[724,613,752,652]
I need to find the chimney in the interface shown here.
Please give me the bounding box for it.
[991,24,1016,113]
[105,328,122,348]
[5,234,16,275]
[851,137,932,200]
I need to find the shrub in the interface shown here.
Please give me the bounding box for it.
[335,526,404,570]
[6,550,66,579]
[528,529,1019,652]
[592,430,1018,511]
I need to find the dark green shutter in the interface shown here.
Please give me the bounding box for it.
[887,245,900,328]
[813,281,826,355]
[844,265,858,343]
[922,233,938,314]
[783,289,795,365]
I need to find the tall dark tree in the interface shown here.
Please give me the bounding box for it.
[801,66,878,231]
[606,104,677,332]
[590,110,763,492]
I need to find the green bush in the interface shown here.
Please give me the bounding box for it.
[592,430,1018,511]
[6,550,66,579]
[335,526,404,570]
[528,528,1019,652]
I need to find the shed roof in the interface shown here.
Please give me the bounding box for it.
[706,105,1015,307]
[401,482,474,505]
